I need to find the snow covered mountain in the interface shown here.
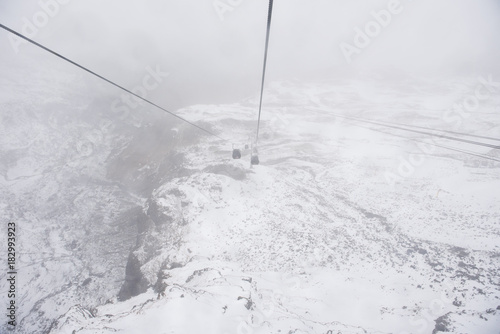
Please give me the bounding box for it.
[1,68,500,333]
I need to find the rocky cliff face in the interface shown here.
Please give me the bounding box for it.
[0,59,203,333]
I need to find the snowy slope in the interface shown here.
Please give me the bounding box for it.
[0,56,201,334]
[42,77,500,333]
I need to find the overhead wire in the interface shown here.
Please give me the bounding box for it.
[347,121,500,163]
[346,109,500,142]
[309,108,500,150]
[379,117,500,142]
[255,0,274,144]
[0,23,227,142]
[354,105,499,115]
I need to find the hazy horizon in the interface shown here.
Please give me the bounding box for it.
[1,0,500,110]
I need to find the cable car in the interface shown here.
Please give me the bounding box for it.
[232,148,242,159]
[250,146,259,165]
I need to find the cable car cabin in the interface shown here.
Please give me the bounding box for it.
[232,149,242,159]
[251,155,260,165]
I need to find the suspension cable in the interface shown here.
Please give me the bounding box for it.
[0,23,227,142]
[350,122,500,163]
[311,109,500,150]
[350,111,500,142]
[255,0,274,144]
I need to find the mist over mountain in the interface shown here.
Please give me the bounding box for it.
[2,0,500,109]
[1,1,499,333]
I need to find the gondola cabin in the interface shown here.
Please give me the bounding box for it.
[232,149,242,159]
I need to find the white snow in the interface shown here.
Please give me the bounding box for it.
[2,73,499,334]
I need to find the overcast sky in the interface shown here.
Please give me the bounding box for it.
[1,0,499,109]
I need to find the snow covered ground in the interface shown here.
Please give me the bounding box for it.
[1,69,500,333]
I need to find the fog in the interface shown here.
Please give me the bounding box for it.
[2,2,500,333]
[1,0,500,110]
